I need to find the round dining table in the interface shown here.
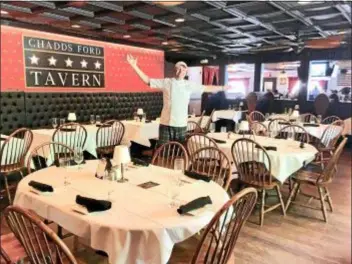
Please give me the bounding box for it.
[14,160,229,264]
[207,132,318,183]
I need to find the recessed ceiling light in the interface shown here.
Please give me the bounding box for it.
[175,18,185,23]
[123,34,131,39]
[1,10,9,15]
[71,24,81,28]
[161,41,168,45]
[298,0,311,4]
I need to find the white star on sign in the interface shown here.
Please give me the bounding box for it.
[48,56,57,66]
[80,59,88,68]
[94,60,101,70]
[29,54,39,65]
[65,57,73,67]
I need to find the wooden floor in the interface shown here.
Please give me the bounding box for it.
[1,151,351,264]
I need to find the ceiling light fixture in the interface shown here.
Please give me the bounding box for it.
[1,10,9,15]
[175,17,185,23]
[71,24,81,28]
[123,34,131,39]
[298,0,311,4]
[153,1,185,6]
[161,41,168,45]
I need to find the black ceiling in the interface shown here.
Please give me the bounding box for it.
[1,1,351,60]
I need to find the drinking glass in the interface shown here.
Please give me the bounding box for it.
[220,126,227,133]
[60,118,65,126]
[234,122,240,134]
[142,113,146,123]
[317,115,322,124]
[265,113,270,120]
[74,147,84,169]
[288,131,295,141]
[90,115,95,125]
[174,158,184,172]
[59,157,71,186]
[168,176,181,208]
[52,118,58,129]
[209,123,216,133]
[96,115,101,125]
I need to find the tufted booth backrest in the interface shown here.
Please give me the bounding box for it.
[1,92,163,133]
[24,92,116,129]
[0,92,26,135]
[114,92,163,120]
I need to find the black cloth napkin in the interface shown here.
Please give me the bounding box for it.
[255,145,277,151]
[289,119,296,122]
[211,138,227,144]
[29,181,54,192]
[303,123,319,127]
[96,124,111,127]
[76,195,112,213]
[60,128,76,132]
[54,159,86,167]
[145,120,152,123]
[132,158,149,167]
[184,171,211,182]
[278,121,290,125]
[177,196,212,215]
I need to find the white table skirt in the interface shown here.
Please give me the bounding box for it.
[122,120,159,147]
[212,110,243,123]
[207,133,318,183]
[187,116,210,128]
[14,161,229,264]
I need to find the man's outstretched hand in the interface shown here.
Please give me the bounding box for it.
[127,54,137,67]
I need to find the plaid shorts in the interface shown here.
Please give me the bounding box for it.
[158,124,186,145]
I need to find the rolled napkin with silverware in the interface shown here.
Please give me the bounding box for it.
[177,196,212,215]
[132,158,149,167]
[211,138,227,144]
[76,195,112,213]
[184,171,211,182]
[255,145,277,151]
[29,181,54,192]
[303,123,319,127]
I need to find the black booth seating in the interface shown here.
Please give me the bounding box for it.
[1,91,163,134]
[0,92,26,135]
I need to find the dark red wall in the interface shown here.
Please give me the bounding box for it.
[0,25,164,92]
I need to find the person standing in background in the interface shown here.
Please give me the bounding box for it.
[127,54,227,144]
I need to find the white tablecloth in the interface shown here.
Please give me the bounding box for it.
[14,161,229,264]
[122,120,159,147]
[239,121,338,140]
[207,133,318,183]
[212,110,243,123]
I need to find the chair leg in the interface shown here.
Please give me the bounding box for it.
[3,175,12,205]
[285,182,299,212]
[318,186,328,223]
[260,189,266,227]
[324,187,333,212]
[288,177,292,193]
[275,185,286,216]
[292,183,300,201]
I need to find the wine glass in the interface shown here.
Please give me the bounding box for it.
[265,113,270,120]
[52,118,58,129]
[96,115,101,125]
[74,147,84,170]
[60,118,65,126]
[220,126,227,133]
[209,123,215,133]
[90,115,95,125]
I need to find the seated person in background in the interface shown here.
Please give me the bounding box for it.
[127,55,227,145]
[256,90,274,114]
